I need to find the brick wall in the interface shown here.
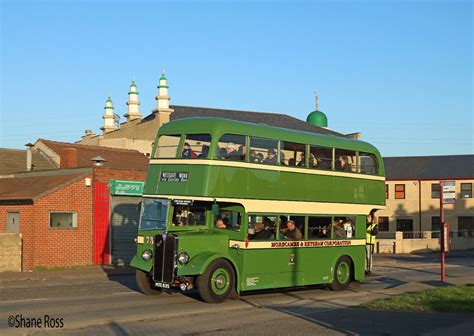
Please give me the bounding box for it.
[93,167,147,183]
[0,177,93,271]
[0,169,146,271]
[28,177,93,270]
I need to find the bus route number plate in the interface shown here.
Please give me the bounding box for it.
[160,172,189,182]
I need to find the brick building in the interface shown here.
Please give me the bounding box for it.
[0,140,148,270]
[378,155,474,237]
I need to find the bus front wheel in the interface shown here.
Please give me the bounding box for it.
[136,269,163,295]
[330,256,353,291]
[197,259,235,303]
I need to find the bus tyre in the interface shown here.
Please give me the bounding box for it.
[136,269,163,295]
[330,256,353,291]
[197,259,235,303]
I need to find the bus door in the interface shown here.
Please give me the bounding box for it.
[214,204,245,285]
[240,215,305,291]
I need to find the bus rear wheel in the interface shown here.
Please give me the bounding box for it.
[197,259,235,303]
[136,269,163,295]
[330,256,353,291]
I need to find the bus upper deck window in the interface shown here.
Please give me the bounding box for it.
[310,145,333,170]
[281,142,305,166]
[335,149,357,173]
[155,134,181,158]
[216,134,246,161]
[359,153,378,175]
[182,134,211,159]
[249,137,278,165]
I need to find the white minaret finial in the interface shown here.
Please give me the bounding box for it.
[155,68,170,110]
[124,80,142,122]
[101,96,118,134]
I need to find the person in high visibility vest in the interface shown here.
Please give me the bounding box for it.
[366,211,378,275]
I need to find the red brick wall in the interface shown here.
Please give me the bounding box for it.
[93,167,147,183]
[0,205,34,233]
[0,168,146,271]
[0,176,93,271]
[30,177,93,270]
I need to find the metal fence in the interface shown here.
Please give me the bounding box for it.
[378,230,474,239]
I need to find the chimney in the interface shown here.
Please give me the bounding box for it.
[60,148,78,168]
[25,143,34,171]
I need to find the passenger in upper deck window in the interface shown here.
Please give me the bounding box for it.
[218,147,227,159]
[182,143,197,159]
[336,156,352,172]
[297,153,305,167]
[263,149,277,164]
[198,145,209,158]
[238,145,246,161]
[254,153,264,163]
[224,143,241,160]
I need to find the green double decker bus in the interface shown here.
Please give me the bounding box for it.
[131,117,385,303]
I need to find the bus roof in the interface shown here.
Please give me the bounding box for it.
[158,117,381,156]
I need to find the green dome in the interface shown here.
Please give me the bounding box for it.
[306,110,328,128]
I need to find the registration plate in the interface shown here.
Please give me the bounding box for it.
[155,282,170,289]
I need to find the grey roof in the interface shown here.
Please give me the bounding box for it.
[383,155,474,180]
[152,105,346,137]
[0,148,56,176]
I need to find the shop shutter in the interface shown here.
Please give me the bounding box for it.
[110,196,141,265]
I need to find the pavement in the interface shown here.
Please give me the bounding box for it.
[0,252,473,335]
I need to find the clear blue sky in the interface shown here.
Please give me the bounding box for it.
[1,0,472,156]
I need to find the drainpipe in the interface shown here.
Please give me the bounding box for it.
[418,179,422,233]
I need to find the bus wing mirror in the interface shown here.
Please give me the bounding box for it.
[211,203,219,215]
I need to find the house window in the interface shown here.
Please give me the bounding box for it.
[431,216,440,238]
[395,184,405,199]
[458,216,474,237]
[461,183,472,198]
[49,212,77,229]
[431,183,440,199]
[378,216,389,231]
[385,184,389,199]
[396,218,413,238]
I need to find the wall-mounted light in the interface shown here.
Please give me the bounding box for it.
[91,156,107,167]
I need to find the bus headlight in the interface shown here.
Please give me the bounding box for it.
[178,252,189,265]
[142,249,153,261]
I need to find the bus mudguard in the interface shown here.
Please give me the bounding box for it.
[130,254,152,272]
[178,252,241,286]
